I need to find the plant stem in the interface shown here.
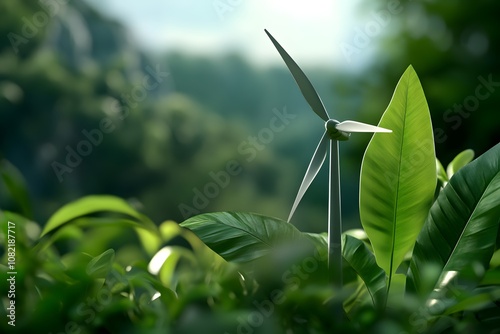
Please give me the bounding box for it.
[328,139,342,289]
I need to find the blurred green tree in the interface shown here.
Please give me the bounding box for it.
[355,0,499,163]
[0,0,304,226]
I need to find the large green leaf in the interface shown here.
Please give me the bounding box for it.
[180,212,304,263]
[360,66,436,283]
[342,235,386,310]
[41,195,156,235]
[40,195,160,254]
[407,143,500,297]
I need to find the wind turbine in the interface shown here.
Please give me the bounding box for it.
[265,30,392,288]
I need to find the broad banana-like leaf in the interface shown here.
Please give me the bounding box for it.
[265,29,330,121]
[288,132,328,222]
[335,121,392,133]
[407,143,500,297]
[342,235,387,310]
[446,149,474,179]
[180,212,305,263]
[360,66,436,285]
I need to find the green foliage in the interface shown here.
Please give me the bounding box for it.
[86,249,115,279]
[41,195,157,237]
[366,0,499,162]
[445,149,475,179]
[0,160,32,219]
[1,5,499,330]
[435,149,475,191]
[342,235,386,311]
[408,143,500,298]
[2,63,497,334]
[360,66,436,287]
[180,66,500,332]
[39,195,161,255]
[180,212,306,263]
[1,196,233,333]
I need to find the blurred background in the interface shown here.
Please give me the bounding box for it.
[0,0,498,233]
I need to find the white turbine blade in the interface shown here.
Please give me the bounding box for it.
[335,120,392,133]
[265,29,330,121]
[288,132,329,223]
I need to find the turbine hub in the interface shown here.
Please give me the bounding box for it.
[325,119,350,141]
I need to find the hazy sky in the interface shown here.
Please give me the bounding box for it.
[86,0,364,68]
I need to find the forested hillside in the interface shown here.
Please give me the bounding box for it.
[0,0,345,231]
